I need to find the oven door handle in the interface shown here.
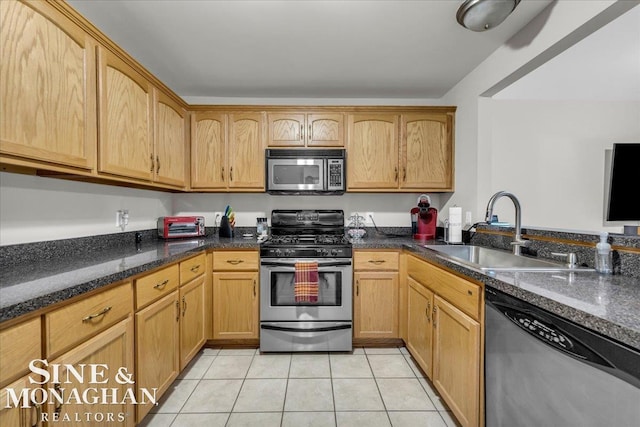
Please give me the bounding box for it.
[261,323,352,333]
[260,261,352,267]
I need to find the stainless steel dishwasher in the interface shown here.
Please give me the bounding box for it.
[485,287,640,427]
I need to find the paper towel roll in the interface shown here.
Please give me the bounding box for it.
[449,207,462,243]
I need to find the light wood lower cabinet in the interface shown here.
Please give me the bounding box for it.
[406,277,433,378]
[0,374,42,427]
[179,275,206,369]
[46,318,135,427]
[211,250,260,340]
[406,255,482,427]
[353,251,400,339]
[433,295,480,427]
[354,272,398,339]
[0,317,41,387]
[212,271,259,339]
[135,291,179,422]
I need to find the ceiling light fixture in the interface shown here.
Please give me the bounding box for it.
[457,0,521,32]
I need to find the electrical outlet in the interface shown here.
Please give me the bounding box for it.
[365,212,374,225]
[213,212,224,227]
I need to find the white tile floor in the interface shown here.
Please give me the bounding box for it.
[139,347,459,427]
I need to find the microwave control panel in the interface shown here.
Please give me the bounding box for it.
[327,159,344,191]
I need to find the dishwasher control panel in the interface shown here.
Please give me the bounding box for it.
[507,310,573,352]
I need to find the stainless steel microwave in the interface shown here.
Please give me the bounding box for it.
[265,149,346,195]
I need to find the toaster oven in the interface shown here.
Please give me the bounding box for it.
[157,216,205,238]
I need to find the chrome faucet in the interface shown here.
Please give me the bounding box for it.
[484,191,528,255]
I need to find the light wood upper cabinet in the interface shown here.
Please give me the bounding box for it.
[347,114,400,189]
[0,0,97,171]
[267,112,344,147]
[228,113,265,190]
[97,47,153,181]
[433,295,480,427]
[191,112,264,190]
[401,113,454,190]
[154,91,187,187]
[191,112,227,189]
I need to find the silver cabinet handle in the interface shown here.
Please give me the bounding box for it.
[182,296,187,316]
[300,124,304,140]
[190,265,201,273]
[82,306,112,322]
[253,280,257,297]
[368,260,385,265]
[154,279,169,289]
[227,259,244,265]
[150,154,155,173]
[176,300,180,321]
[309,124,312,141]
[156,155,160,173]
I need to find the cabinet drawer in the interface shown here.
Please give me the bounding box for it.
[354,251,399,271]
[407,255,481,320]
[213,251,259,271]
[180,253,206,284]
[46,282,133,357]
[0,317,41,387]
[136,264,180,309]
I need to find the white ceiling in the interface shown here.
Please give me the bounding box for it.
[494,4,640,100]
[67,0,553,100]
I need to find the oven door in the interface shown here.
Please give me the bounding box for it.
[267,158,325,192]
[260,258,352,322]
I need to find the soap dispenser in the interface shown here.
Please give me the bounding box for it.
[595,232,613,274]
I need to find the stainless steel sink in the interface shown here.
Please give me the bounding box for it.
[423,245,595,272]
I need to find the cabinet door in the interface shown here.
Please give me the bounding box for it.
[354,272,399,338]
[433,295,480,427]
[212,272,258,339]
[154,91,186,187]
[191,112,227,189]
[0,317,41,388]
[45,318,135,427]
[406,277,433,379]
[228,113,265,189]
[179,276,206,369]
[0,374,42,427]
[0,0,96,171]
[401,113,453,190]
[347,114,399,189]
[307,113,344,147]
[135,292,179,421]
[97,47,153,181]
[267,113,305,147]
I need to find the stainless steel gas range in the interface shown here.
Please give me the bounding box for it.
[259,209,353,352]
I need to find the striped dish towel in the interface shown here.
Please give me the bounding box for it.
[294,261,319,303]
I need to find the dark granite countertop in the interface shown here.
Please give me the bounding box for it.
[0,235,259,323]
[2,232,639,351]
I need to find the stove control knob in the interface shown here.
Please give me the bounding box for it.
[274,249,282,256]
[331,248,339,256]
[286,249,295,256]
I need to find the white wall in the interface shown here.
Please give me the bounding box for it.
[172,192,442,229]
[441,1,635,232]
[487,100,640,232]
[0,172,172,245]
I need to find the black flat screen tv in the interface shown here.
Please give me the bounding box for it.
[606,143,640,222]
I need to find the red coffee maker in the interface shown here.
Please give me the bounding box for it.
[411,194,437,240]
